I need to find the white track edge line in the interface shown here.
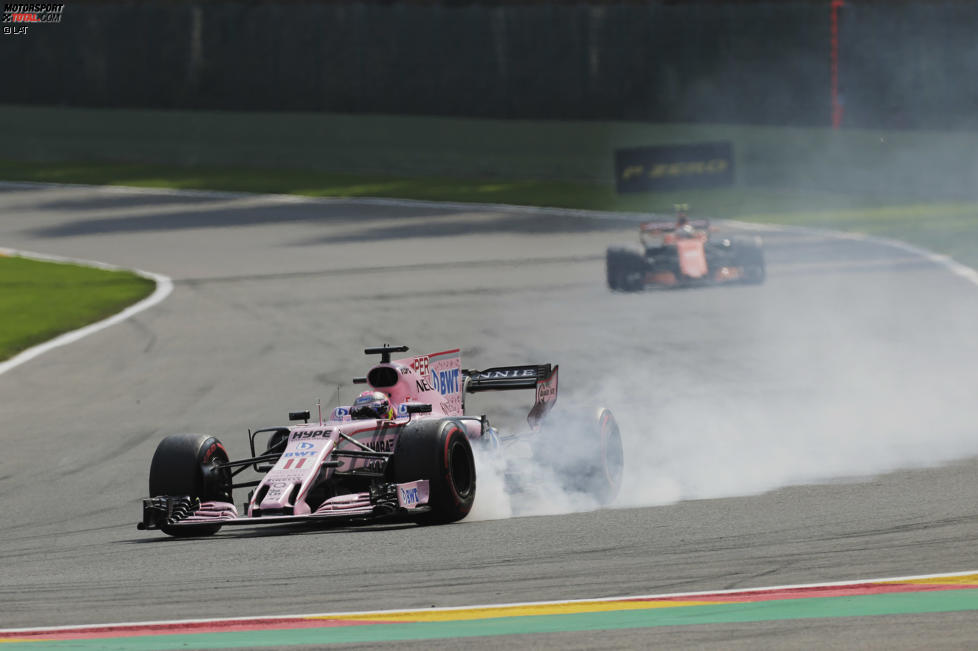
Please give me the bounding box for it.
[0,247,173,377]
[2,569,976,634]
[0,179,657,219]
[724,218,978,288]
[3,180,976,287]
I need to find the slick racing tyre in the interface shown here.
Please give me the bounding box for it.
[587,408,624,505]
[533,407,624,506]
[394,419,476,525]
[606,246,646,292]
[149,433,232,537]
[733,237,766,285]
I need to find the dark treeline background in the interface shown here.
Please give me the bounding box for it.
[2,0,975,129]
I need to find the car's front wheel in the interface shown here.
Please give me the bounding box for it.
[393,420,476,525]
[606,246,647,292]
[148,433,232,537]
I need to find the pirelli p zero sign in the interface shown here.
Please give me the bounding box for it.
[614,142,734,193]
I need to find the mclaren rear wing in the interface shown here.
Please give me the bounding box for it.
[462,364,558,427]
[640,218,711,233]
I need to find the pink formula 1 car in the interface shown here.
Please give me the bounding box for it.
[606,217,765,291]
[138,345,624,537]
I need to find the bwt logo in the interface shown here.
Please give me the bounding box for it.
[400,487,420,506]
[434,368,460,395]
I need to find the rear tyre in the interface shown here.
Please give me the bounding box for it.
[587,409,624,505]
[606,246,646,292]
[394,420,476,524]
[533,408,624,506]
[149,433,232,537]
[734,238,766,285]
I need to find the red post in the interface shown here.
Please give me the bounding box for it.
[830,0,845,128]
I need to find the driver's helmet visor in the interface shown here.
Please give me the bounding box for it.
[351,395,393,420]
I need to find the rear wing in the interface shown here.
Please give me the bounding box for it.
[462,364,553,392]
[640,218,710,234]
[462,364,559,428]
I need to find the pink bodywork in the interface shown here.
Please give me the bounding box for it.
[183,349,478,525]
[251,349,463,516]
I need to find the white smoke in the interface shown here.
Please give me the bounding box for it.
[466,251,978,520]
[467,409,611,521]
[468,445,513,521]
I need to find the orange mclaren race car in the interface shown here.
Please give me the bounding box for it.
[606,210,765,291]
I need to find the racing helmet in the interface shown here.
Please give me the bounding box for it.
[675,203,690,229]
[350,390,394,420]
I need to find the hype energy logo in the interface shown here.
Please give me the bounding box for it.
[614,141,734,193]
[2,2,64,36]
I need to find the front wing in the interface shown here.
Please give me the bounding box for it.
[138,480,430,531]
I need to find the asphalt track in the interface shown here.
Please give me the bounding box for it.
[1,183,978,647]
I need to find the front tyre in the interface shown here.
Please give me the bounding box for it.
[606,246,646,292]
[148,433,231,537]
[394,420,476,525]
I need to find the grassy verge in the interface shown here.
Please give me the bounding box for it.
[0,254,156,362]
[3,105,977,192]
[2,159,976,269]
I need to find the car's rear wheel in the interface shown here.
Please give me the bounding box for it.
[587,408,624,505]
[393,420,476,525]
[734,238,766,285]
[533,407,624,506]
[149,433,232,537]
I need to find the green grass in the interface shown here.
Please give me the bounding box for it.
[0,255,156,362]
[3,105,977,192]
[742,199,978,269]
